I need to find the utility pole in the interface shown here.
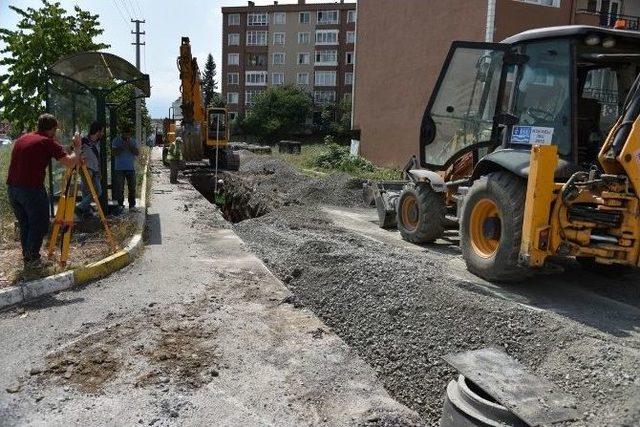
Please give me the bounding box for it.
[131,19,145,145]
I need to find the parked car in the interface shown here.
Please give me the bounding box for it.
[0,137,12,146]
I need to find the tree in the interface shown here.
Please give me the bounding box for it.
[242,86,312,144]
[0,0,108,131]
[202,53,221,108]
[319,99,352,143]
[108,85,153,137]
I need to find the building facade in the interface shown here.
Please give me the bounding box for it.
[354,0,640,167]
[222,0,356,120]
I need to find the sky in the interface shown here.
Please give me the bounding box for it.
[0,0,342,118]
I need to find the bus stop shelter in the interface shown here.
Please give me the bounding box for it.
[46,51,150,212]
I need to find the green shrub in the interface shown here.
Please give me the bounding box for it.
[312,143,375,173]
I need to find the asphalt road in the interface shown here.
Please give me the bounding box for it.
[0,152,418,426]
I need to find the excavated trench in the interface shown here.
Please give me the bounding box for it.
[190,171,281,223]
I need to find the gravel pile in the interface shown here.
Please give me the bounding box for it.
[201,154,640,426]
[238,154,366,208]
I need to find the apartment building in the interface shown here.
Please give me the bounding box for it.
[222,0,356,120]
[354,0,640,167]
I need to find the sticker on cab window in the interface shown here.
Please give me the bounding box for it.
[511,126,554,145]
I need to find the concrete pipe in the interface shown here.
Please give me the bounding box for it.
[440,375,526,427]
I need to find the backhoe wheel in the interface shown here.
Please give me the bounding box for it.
[397,183,446,243]
[460,171,528,282]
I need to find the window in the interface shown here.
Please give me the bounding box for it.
[347,10,356,23]
[272,73,284,85]
[246,71,268,86]
[273,12,286,24]
[227,92,239,104]
[583,67,620,137]
[228,14,240,25]
[272,52,285,65]
[424,47,505,167]
[316,30,339,45]
[517,0,561,7]
[315,71,337,86]
[509,40,571,153]
[245,90,261,105]
[346,31,355,44]
[317,10,339,24]
[246,31,268,46]
[314,90,336,105]
[228,73,239,84]
[298,52,310,65]
[346,51,355,65]
[345,72,353,85]
[228,53,240,65]
[248,12,268,26]
[246,53,267,66]
[299,11,310,24]
[228,112,238,121]
[273,32,286,45]
[297,72,310,85]
[298,32,310,44]
[315,50,337,65]
[228,33,240,46]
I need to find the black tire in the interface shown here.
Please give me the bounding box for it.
[460,171,529,282]
[397,183,446,243]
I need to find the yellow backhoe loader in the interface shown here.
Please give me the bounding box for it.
[396,26,640,282]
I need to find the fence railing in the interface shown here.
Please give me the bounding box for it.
[576,9,640,31]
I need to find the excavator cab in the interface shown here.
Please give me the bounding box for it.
[206,107,228,147]
[398,26,640,281]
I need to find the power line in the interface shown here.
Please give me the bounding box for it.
[142,41,147,73]
[119,0,135,21]
[125,0,139,19]
[132,0,143,19]
[111,0,132,30]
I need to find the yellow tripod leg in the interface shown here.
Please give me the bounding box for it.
[80,164,118,252]
[59,171,79,267]
[48,167,74,259]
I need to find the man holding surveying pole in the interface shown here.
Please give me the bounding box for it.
[6,113,81,267]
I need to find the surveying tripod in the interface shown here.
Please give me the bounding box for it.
[47,161,118,267]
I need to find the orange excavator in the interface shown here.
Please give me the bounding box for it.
[174,37,239,170]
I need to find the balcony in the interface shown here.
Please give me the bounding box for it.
[575,9,640,31]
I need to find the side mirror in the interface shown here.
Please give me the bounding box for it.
[495,113,519,127]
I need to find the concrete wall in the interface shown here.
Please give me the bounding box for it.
[353,0,486,167]
[493,0,575,42]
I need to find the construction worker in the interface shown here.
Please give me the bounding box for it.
[167,137,184,184]
[112,126,139,213]
[6,113,81,267]
[76,121,105,218]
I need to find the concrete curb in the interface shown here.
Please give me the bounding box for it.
[0,160,151,310]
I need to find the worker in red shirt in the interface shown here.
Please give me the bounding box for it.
[6,113,82,267]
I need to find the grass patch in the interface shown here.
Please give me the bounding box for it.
[278,144,402,181]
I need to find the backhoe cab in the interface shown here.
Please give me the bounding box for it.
[398,26,640,281]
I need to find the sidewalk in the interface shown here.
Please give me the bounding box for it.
[0,149,419,426]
